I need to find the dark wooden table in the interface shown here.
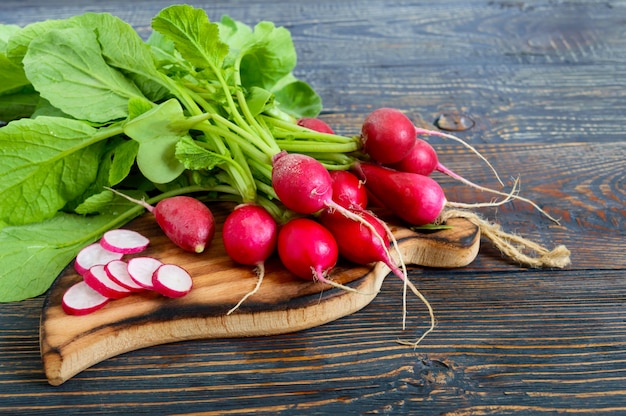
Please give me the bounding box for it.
[1,0,624,414]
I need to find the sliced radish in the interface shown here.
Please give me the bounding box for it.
[83,264,132,299]
[152,264,193,298]
[62,281,110,315]
[74,243,124,275]
[104,260,145,292]
[100,229,150,254]
[127,257,163,290]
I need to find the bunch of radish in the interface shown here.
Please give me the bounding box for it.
[62,229,193,315]
[63,106,563,349]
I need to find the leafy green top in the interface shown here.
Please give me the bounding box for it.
[0,5,360,302]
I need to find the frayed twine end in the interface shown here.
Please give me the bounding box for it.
[438,209,571,269]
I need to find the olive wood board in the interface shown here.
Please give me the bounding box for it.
[40,202,480,386]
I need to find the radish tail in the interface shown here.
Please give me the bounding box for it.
[437,163,561,224]
[227,263,266,315]
[314,267,376,295]
[445,177,521,210]
[415,127,504,186]
[104,187,155,213]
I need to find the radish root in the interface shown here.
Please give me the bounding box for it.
[438,209,571,268]
[416,127,504,186]
[227,264,265,315]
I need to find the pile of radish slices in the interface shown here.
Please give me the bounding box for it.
[62,229,192,315]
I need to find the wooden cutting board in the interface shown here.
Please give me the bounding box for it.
[40,202,480,385]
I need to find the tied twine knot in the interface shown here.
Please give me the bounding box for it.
[438,209,571,269]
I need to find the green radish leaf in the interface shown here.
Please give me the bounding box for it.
[74,190,115,215]
[0,198,142,302]
[152,5,229,74]
[23,26,144,123]
[72,13,171,102]
[0,86,38,122]
[0,116,109,225]
[238,21,297,90]
[0,24,21,51]
[124,99,188,183]
[136,137,187,184]
[175,135,226,171]
[246,87,274,117]
[108,139,140,186]
[272,77,322,118]
[217,15,254,66]
[0,54,29,95]
[5,18,73,65]
[0,25,30,95]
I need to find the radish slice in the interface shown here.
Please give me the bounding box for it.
[74,243,124,275]
[127,257,163,290]
[83,264,132,299]
[100,229,150,254]
[104,260,145,292]
[152,264,193,298]
[62,281,110,315]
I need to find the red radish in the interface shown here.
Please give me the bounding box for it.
[360,108,416,164]
[297,117,335,134]
[353,161,446,226]
[320,209,397,271]
[388,138,439,176]
[222,204,278,266]
[62,281,110,316]
[74,243,124,275]
[105,188,215,253]
[271,151,372,222]
[100,229,149,254]
[104,260,145,292]
[127,256,163,290]
[152,264,193,298]
[83,264,132,299]
[329,170,368,210]
[222,204,278,314]
[277,218,339,284]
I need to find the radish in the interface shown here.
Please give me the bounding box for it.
[105,188,215,253]
[104,259,146,292]
[297,117,335,134]
[388,138,439,176]
[329,170,368,210]
[271,151,374,223]
[353,162,447,226]
[74,243,124,275]
[277,218,341,286]
[127,256,164,290]
[62,281,110,316]
[83,264,132,299]
[100,229,150,254]
[222,204,278,314]
[152,264,193,298]
[360,108,417,164]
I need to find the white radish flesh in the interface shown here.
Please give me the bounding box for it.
[127,257,163,290]
[83,264,131,299]
[100,229,150,254]
[104,260,145,292]
[62,281,110,315]
[74,243,124,275]
[152,264,193,298]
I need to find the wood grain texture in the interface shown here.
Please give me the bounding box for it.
[1,0,625,414]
